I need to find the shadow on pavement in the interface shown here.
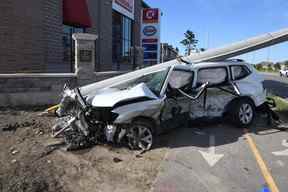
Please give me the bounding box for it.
[155,114,287,150]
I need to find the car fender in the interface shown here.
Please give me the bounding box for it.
[236,84,266,107]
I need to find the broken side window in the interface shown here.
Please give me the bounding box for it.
[169,70,194,90]
[197,67,228,86]
[230,65,251,80]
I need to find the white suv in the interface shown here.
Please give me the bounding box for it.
[55,60,267,151]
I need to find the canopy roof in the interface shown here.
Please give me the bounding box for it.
[63,0,91,28]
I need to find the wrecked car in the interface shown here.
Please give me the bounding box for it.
[53,60,268,151]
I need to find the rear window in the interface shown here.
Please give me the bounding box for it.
[230,65,251,80]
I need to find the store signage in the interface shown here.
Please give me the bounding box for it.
[143,26,157,36]
[143,8,159,23]
[112,0,134,20]
[143,44,158,51]
[141,8,161,65]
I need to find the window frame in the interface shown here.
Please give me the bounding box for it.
[163,68,195,97]
[112,10,133,68]
[229,64,252,81]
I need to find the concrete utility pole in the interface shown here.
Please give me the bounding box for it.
[80,27,288,96]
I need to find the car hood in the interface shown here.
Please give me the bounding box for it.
[91,83,158,107]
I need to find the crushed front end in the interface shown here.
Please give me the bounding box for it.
[52,87,125,151]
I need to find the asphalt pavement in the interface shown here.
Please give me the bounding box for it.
[152,121,288,192]
[152,74,288,192]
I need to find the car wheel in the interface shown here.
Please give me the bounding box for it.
[230,99,255,128]
[126,120,154,151]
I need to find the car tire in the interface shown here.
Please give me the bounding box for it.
[126,120,155,151]
[230,99,255,128]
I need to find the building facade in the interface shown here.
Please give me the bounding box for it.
[0,0,148,73]
[160,43,179,63]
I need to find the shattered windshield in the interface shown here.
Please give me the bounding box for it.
[112,68,170,96]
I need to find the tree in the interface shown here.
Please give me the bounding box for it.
[180,30,198,55]
[267,63,273,72]
[274,62,281,70]
[255,63,263,71]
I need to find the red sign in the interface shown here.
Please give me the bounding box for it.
[141,8,161,65]
[115,0,133,12]
[143,8,159,23]
[142,39,158,43]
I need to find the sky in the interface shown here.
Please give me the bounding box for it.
[145,0,288,64]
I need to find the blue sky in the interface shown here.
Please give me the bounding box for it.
[145,0,288,63]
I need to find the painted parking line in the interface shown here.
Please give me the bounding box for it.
[244,128,279,192]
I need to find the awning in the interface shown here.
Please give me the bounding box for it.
[63,0,92,28]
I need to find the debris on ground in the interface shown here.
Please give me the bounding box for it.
[11,159,17,164]
[11,150,18,155]
[113,157,123,163]
[0,108,168,192]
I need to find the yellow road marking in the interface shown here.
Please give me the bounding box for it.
[244,129,279,192]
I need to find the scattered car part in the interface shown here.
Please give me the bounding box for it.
[257,97,281,126]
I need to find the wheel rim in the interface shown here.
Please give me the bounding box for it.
[239,103,253,125]
[127,125,153,151]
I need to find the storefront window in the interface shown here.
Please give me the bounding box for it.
[62,25,85,72]
[112,11,133,70]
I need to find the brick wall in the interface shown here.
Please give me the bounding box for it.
[42,0,69,73]
[0,0,143,73]
[0,72,124,107]
[0,74,77,106]
[0,0,45,73]
[0,0,66,73]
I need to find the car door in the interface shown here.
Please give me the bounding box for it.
[160,68,194,131]
[190,66,236,119]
